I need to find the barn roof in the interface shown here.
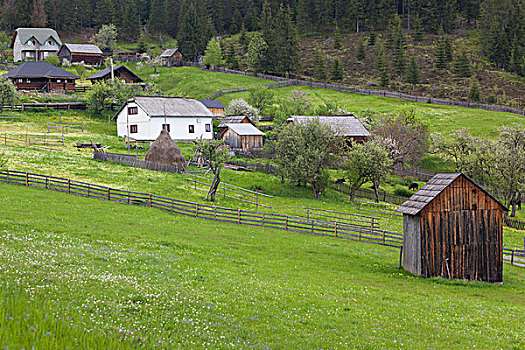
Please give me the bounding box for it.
[3,62,80,79]
[160,48,180,57]
[61,43,103,54]
[218,115,253,128]
[224,123,264,136]
[287,115,370,137]
[87,65,143,82]
[198,99,225,109]
[114,96,214,119]
[396,173,507,216]
[12,28,61,47]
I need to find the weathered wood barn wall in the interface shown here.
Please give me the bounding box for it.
[397,173,506,283]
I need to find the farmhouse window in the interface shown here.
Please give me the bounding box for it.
[130,125,138,133]
[205,123,211,132]
[57,79,61,83]
[18,79,23,83]
[26,79,30,83]
[162,124,170,132]
[128,107,138,115]
[189,125,195,133]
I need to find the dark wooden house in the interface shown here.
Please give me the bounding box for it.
[58,43,103,65]
[159,48,183,67]
[286,115,370,143]
[87,65,143,84]
[199,99,225,116]
[3,61,80,92]
[397,173,507,283]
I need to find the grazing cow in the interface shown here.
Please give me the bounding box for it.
[409,182,419,191]
[517,197,522,210]
[335,178,346,184]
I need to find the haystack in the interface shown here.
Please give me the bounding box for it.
[145,130,186,172]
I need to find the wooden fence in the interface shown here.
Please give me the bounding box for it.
[207,81,294,99]
[226,160,279,175]
[331,182,409,206]
[47,122,84,133]
[198,65,524,116]
[0,114,19,123]
[2,133,65,150]
[93,151,185,173]
[504,216,525,231]
[1,169,524,268]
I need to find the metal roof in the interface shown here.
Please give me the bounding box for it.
[61,43,103,54]
[218,115,252,128]
[287,115,371,137]
[198,99,225,109]
[396,173,507,216]
[3,62,80,79]
[114,96,214,119]
[224,123,264,136]
[87,65,143,82]
[13,28,61,46]
[160,48,180,57]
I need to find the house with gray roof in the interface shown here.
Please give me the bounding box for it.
[113,96,214,142]
[159,48,183,67]
[3,61,80,92]
[11,28,62,62]
[221,123,265,152]
[58,44,103,65]
[286,114,370,143]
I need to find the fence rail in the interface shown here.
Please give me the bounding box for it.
[504,216,525,231]
[48,122,84,133]
[93,151,185,173]
[196,65,525,116]
[207,81,294,99]
[2,132,65,150]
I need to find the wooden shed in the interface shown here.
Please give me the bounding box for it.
[159,48,183,67]
[397,173,507,283]
[221,123,264,152]
[58,43,103,65]
[87,65,143,84]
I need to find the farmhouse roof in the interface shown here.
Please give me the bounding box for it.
[218,115,253,128]
[3,62,80,79]
[114,96,214,119]
[61,43,103,55]
[396,173,507,216]
[87,65,143,82]
[160,48,180,57]
[224,123,264,136]
[12,28,61,47]
[287,115,370,137]
[198,99,225,109]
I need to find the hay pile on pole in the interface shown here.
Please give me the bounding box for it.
[145,130,186,172]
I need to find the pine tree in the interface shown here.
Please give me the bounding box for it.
[406,56,421,85]
[412,15,424,42]
[264,4,299,75]
[375,44,390,87]
[356,41,366,61]
[391,16,407,76]
[468,79,481,101]
[434,35,449,70]
[313,49,327,81]
[30,0,46,28]
[368,30,376,46]
[225,42,239,70]
[330,58,344,80]
[509,42,523,75]
[453,51,471,78]
[239,24,249,52]
[95,0,115,28]
[333,26,342,49]
[444,36,453,62]
[246,33,268,73]
[177,1,212,61]
[121,0,140,41]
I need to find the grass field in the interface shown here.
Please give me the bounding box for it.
[0,183,524,349]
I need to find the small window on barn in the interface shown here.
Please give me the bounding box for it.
[57,79,61,83]
[162,124,170,132]
[18,79,23,83]
[128,107,138,115]
[26,79,30,83]
[188,125,195,133]
[130,125,138,133]
[205,123,211,132]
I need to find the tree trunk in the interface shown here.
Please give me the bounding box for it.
[350,188,355,201]
[373,181,380,203]
[206,171,221,202]
[510,202,516,217]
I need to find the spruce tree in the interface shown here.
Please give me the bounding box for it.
[468,79,481,102]
[122,0,140,41]
[376,45,390,87]
[225,42,239,70]
[391,16,407,76]
[435,36,448,70]
[406,56,421,86]
[368,30,376,46]
[453,51,471,78]
[177,1,212,62]
[330,59,344,81]
[264,4,299,75]
[412,16,424,42]
[444,36,454,62]
[333,26,342,49]
[239,24,249,52]
[313,50,327,81]
[356,41,366,61]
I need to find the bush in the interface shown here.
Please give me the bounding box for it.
[394,186,414,197]
[486,95,497,104]
[44,55,60,66]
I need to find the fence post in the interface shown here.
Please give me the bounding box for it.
[196,203,199,218]
[149,194,152,207]
[194,173,197,190]
[4,133,6,145]
[127,191,131,204]
[5,170,8,182]
[25,172,28,186]
[335,222,338,237]
[81,122,84,132]
[107,188,111,201]
[370,212,375,233]
[511,250,514,265]
[67,179,70,193]
[307,204,310,220]
[223,182,226,199]
[45,177,48,189]
[256,190,259,210]
[238,209,241,224]
[285,215,289,230]
[383,230,386,245]
[399,247,403,268]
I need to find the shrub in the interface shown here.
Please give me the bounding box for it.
[394,186,414,197]
[44,55,60,66]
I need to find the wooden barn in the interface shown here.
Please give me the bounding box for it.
[217,115,253,135]
[286,115,370,143]
[58,43,103,65]
[3,61,80,92]
[87,65,143,84]
[159,48,183,66]
[198,99,225,116]
[397,173,507,283]
[221,123,264,152]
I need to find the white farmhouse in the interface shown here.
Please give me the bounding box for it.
[11,28,62,62]
[114,96,214,142]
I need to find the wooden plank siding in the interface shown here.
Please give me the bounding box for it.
[419,176,503,282]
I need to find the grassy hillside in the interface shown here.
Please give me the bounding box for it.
[0,183,524,349]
